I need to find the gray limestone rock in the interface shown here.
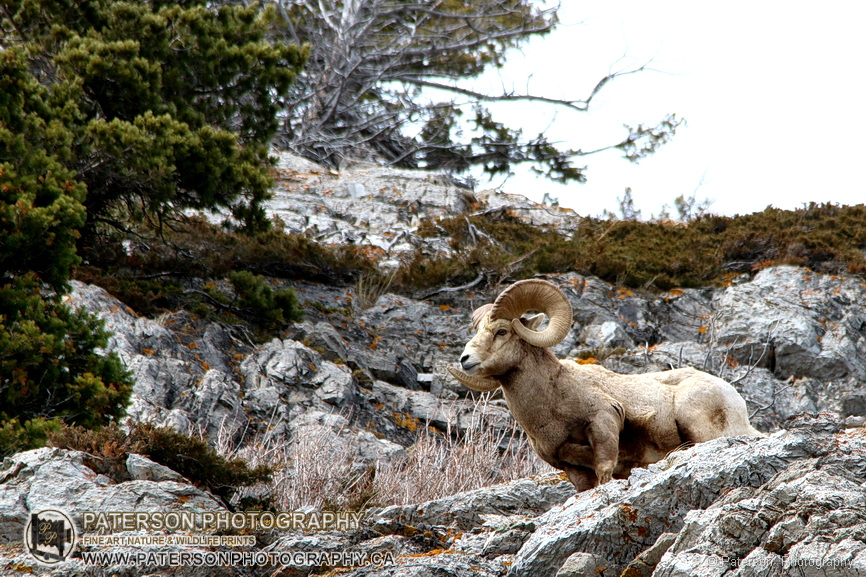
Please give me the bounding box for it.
[263,153,476,260]
[654,458,866,577]
[712,266,866,380]
[43,166,866,577]
[508,415,863,577]
[125,454,186,483]
[370,472,574,533]
[621,532,679,577]
[0,447,224,541]
[555,551,618,577]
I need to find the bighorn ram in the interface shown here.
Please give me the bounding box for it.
[449,279,762,491]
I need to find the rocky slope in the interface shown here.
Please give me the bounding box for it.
[3,416,864,576]
[2,153,866,575]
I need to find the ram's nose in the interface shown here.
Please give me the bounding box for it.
[460,354,479,372]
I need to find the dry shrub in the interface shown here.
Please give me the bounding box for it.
[218,421,374,512]
[78,214,380,310]
[279,426,375,511]
[372,400,551,506]
[373,426,547,505]
[222,397,552,510]
[352,269,397,312]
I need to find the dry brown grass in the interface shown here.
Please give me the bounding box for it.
[212,420,373,511]
[372,397,552,506]
[216,396,552,511]
[352,268,397,313]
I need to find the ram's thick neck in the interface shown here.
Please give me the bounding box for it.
[500,346,561,390]
[497,347,564,438]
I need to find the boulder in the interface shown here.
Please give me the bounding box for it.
[0,447,228,576]
[0,448,224,540]
[654,459,866,576]
[555,551,618,577]
[370,472,574,533]
[508,415,864,577]
[125,454,186,483]
[264,153,476,260]
[712,266,866,380]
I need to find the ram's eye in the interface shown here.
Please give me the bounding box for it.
[495,329,508,337]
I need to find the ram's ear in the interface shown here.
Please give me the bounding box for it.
[519,313,546,331]
[471,304,494,331]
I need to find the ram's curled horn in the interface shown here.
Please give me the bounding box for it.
[447,367,500,392]
[490,279,573,348]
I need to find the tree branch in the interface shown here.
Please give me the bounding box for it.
[401,77,591,112]
[420,273,486,299]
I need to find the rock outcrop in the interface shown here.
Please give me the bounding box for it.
[262,153,581,268]
[66,263,866,451]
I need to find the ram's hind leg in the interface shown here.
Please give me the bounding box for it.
[676,414,729,447]
[562,465,596,492]
[674,380,738,442]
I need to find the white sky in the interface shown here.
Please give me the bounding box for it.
[467,1,866,218]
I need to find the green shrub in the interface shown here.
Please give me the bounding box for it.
[0,283,132,456]
[0,418,64,459]
[220,270,303,330]
[49,422,272,503]
[132,423,273,501]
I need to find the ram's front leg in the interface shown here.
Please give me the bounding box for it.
[587,409,624,486]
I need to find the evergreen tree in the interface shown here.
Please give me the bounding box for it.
[0,0,305,453]
[1,0,307,232]
[0,49,131,454]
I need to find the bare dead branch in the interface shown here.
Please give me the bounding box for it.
[268,0,675,183]
[400,77,594,112]
[421,273,486,299]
